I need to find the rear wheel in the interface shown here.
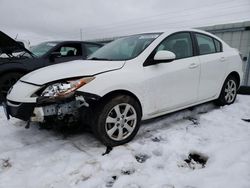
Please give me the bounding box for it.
[92,95,142,147]
[216,75,238,106]
[0,72,23,102]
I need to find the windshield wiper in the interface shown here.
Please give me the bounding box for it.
[18,51,28,58]
[88,57,112,61]
[18,51,36,58]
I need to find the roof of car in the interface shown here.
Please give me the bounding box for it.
[128,29,209,35]
[42,41,103,46]
[104,29,210,40]
[122,28,222,41]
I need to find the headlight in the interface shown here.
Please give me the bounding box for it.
[41,77,95,97]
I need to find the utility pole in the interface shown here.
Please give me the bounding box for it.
[80,28,83,41]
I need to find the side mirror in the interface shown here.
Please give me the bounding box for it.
[154,50,176,62]
[49,52,61,61]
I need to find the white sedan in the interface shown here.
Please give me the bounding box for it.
[4,29,243,146]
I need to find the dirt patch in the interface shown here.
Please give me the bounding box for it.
[178,151,208,170]
[106,176,117,187]
[184,152,208,169]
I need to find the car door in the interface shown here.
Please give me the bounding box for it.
[51,43,83,64]
[143,32,200,116]
[194,33,226,101]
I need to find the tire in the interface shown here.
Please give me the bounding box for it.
[92,95,142,147]
[0,72,23,102]
[215,75,238,106]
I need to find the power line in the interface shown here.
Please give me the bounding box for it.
[85,10,250,39]
[88,15,250,40]
[81,0,249,32]
[83,6,250,38]
[83,0,239,29]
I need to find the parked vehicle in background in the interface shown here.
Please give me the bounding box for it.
[16,39,31,50]
[4,29,243,146]
[0,31,103,101]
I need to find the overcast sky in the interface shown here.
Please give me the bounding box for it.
[0,0,249,44]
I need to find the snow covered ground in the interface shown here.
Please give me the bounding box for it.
[0,95,250,188]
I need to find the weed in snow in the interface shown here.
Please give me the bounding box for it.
[135,154,150,163]
[151,136,161,142]
[121,167,135,175]
[102,146,113,156]
[186,116,200,125]
[0,158,12,170]
[242,118,250,122]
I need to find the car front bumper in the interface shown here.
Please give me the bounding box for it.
[4,91,101,122]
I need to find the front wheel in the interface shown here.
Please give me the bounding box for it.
[216,76,238,106]
[92,95,142,147]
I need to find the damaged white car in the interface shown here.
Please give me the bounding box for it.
[3,29,243,146]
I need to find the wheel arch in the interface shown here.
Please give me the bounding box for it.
[215,71,240,106]
[100,89,143,116]
[226,71,241,89]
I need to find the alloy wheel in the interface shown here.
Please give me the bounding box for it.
[224,79,237,103]
[105,103,137,141]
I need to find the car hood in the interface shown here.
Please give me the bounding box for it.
[21,60,125,85]
[0,31,33,55]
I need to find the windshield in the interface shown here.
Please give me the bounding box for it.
[88,33,161,61]
[30,42,59,57]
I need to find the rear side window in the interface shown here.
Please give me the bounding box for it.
[214,39,222,52]
[156,32,193,59]
[195,33,216,55]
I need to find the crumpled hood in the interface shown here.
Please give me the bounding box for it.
[21,60,125,85]
[0,31,32,55]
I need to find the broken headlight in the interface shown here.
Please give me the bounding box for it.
[41,77,95,97]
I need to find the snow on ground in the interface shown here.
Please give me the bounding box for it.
[0,95,250,188]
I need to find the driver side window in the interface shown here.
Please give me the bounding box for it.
[156,32,193,59]
[54,43,82,57]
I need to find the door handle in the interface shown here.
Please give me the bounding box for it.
[189,63,199,69]
[220,57,226,62]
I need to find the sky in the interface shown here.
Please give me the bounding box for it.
[0,0,250,44]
